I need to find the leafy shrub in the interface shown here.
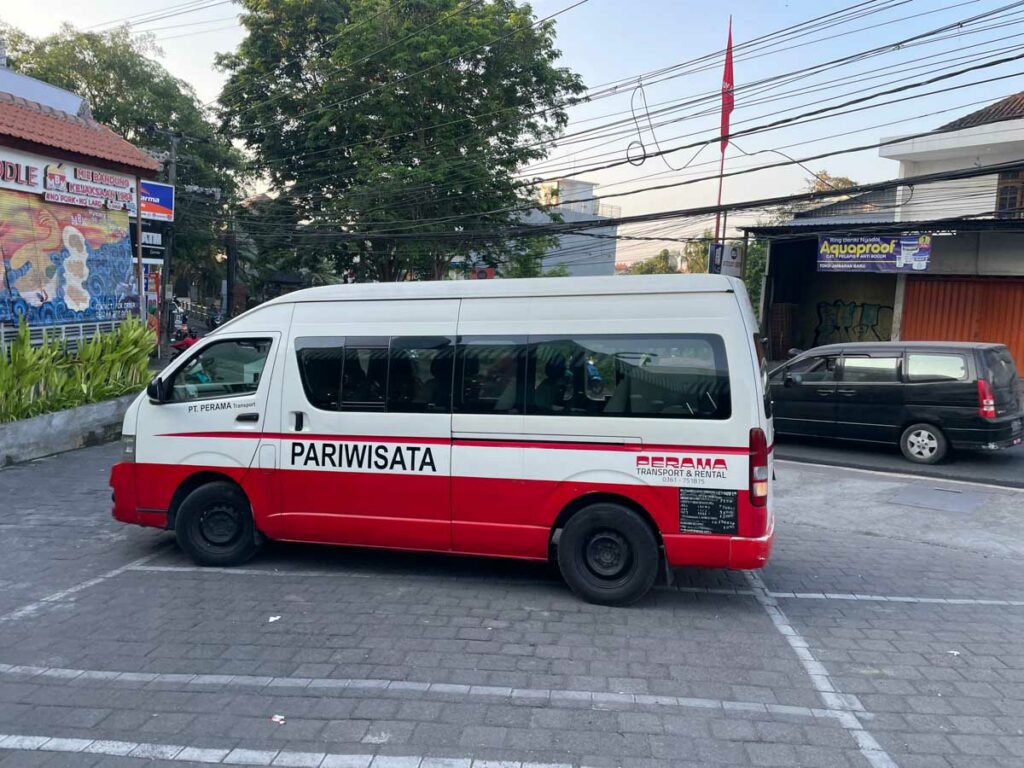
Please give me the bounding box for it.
[0,319,155,424]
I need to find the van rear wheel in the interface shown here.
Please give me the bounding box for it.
[557,503,659,606]
[175,481,258,566]
[900,423,948,464]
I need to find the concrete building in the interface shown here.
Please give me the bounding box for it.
[744,93,1024,364]
[529,179,620,276]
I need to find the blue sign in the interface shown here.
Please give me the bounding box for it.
[139,180,174,222]
[818,235,931,273]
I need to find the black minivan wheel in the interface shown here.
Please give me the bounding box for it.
[900,423,948,465]
[557,503,659,606]
[175,481,259,566]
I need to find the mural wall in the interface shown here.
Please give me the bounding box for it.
[0,188,139,325]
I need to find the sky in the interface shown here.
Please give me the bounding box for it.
[4,0,1023,263]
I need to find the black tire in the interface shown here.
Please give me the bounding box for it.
[175,481,259,566]
[556,503,659,606]
[900,423,949,465]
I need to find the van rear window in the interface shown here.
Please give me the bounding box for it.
[984,347,1019,389]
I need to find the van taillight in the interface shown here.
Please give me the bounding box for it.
[749,427,769,507]
[978,379,996,419]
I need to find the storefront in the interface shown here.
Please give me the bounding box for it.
[0,92,160,328]
[744,220,1024,366]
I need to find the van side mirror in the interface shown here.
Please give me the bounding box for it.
[147,377,170,403]
[784,373,800,387]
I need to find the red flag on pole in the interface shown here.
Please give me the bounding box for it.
[720,17,734,153]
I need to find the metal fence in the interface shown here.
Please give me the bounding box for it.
[0,319,128,353]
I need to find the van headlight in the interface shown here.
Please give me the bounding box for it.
[121,435,136,463]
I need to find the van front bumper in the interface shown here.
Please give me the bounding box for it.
[110,462,168,529]
[663,519,774,571]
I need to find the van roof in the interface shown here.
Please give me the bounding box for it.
[264,274,740,305]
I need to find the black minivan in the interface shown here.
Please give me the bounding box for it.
[769,342,1023,464]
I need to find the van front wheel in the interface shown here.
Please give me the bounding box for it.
[900,423,948,464]
[557,503,659,606]
[175,481,258,566]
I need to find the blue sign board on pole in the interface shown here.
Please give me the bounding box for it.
[817,235,931,273]
[139,180,175,222]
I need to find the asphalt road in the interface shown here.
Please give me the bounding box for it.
[775,434,1024,488]
[1,444,1024,767]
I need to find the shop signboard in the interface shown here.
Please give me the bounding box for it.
[139,180,174,222]
[817,235,932,273]
[0,146,138,214]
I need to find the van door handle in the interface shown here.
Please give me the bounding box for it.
[235,412,260,423]
[294,412,304,431]
[816,389,832,396]
[837,389,857,396]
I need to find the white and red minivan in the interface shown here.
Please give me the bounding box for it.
[111,274,774,604]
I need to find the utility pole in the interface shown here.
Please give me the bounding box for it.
[224,210,237,320]
[161,133,179,357]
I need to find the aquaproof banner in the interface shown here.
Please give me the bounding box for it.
[817,235,931,273]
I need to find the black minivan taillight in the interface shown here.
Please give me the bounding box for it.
[978,378,997,419]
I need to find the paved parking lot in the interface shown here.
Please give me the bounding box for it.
[1,443,1023,767]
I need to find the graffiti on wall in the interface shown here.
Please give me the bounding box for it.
[0,188,138,325]
[813,300,893,345]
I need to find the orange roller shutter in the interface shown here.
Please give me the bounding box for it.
[902,277,1024,365]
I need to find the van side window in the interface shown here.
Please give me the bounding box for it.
[906,353,967,382]
[341,341,388,411]
[788,355,838,383]
[171,339,272,402]
[455,337,527,414]
[528,335,730,420]
[841,356,900,383]
[295,337,344,410]
[388,337,454,413]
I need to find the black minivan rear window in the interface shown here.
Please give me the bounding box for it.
[984,348,1019,389]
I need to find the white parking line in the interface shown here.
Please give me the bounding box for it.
[745,571,899,768]
[775,458,1022,493]
[769,591,1024,605]
[0,733,594,767]
[0,551,164,622]
[126,565,1022,608]
[0,662,836,720]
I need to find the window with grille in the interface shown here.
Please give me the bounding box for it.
[996,170,1023,219]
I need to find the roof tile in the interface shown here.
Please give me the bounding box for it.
[0,91,160,173]
[939,92,1024,132]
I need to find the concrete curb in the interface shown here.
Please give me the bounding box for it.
[0,393,139,466]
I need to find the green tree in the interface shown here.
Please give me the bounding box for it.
[216,0,585,282]
[498,234,566,278]
[627,249,678,275]
[743,238,767,321]
[680,234,710,274]
[805,170,857,194]
[2,23,245,290]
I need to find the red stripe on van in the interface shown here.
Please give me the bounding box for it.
[157,431,755,454]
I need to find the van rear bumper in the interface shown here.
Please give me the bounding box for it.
[110,462,168,529]
[947,414,1023,450]
[663,521,774,571]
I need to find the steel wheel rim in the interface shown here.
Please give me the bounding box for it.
[907,429,938,458]
[198,504,242,547]
[583,530,633,580]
